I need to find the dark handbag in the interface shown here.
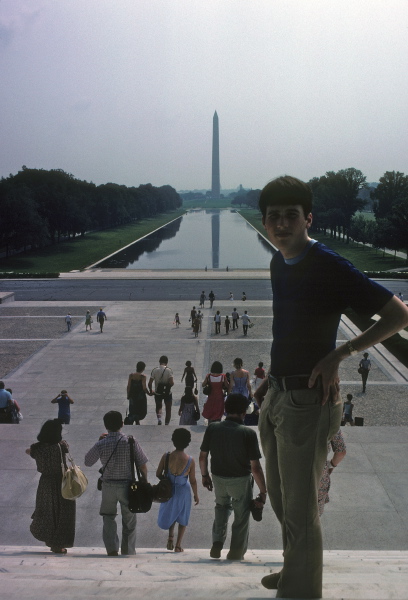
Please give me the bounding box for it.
[155,366,168,396]
[203,375,211,396]
[10,403,20,424]
[128,436,153,513]
[358,367,363,374]
[152,452,173,503]
[156,382,168,395]
[193,407,200,421]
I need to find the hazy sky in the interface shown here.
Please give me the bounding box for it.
[1,1,407,191]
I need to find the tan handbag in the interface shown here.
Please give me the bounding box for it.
[59,444,88,500]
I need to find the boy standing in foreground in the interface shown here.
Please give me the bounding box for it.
[256,175,408,598]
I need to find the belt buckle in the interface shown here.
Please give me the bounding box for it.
[268,375,282,391]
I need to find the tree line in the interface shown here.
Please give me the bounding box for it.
[232,168,408,261]
[0,167,182,256]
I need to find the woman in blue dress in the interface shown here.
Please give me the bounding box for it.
[228,358,252,398]
[156,428,199,552]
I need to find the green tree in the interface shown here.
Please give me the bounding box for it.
[390,199,408,261]
[335,168,367,242]
[371,171,408,220]
[0,182,48,255]
[309,169,366,241]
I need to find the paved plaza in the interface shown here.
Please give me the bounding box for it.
[1,292,408,598]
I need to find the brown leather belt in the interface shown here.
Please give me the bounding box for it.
[268,374,320,392]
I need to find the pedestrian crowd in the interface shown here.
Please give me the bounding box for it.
[63,308,106,333]
[25,401,267,559]
[125,356,266,427]
[25,398,347,562]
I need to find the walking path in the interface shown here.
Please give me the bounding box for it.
[1,297,408,599]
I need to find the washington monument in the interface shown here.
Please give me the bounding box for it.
[211,111,220,198]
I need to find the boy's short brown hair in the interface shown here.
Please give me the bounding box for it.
[259,175,313,219]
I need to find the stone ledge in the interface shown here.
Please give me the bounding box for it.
[0,291,14,303]
[0,547,407,599]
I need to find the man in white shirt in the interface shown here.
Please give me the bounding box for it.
[65,313,72,331]
[148,356,174,425]
[241,311,251,336]
[232,308,239,330]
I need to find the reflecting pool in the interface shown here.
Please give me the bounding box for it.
[95,210,275,269]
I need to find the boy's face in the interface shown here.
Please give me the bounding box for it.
[262,203,312,259]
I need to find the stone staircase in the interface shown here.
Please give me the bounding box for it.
[1,547,407,600]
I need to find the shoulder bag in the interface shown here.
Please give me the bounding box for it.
[153,452,173,503]
[155,366,168,395]
[59,444,88,500]
[97,437,122,490]
[10,402,21,424]
[193,406,200,421]
[203,374,212,396]
[128,436,153,513]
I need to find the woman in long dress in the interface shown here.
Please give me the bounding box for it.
[26,419,76,554]
[202,361,228,423]
[181,361,197,390]
[156,429,199,552]
[126,361,151,425]
[85,310,93,331]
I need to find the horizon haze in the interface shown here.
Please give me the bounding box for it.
[1,1,407,191]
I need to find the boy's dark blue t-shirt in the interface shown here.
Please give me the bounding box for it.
[270,242,393,376]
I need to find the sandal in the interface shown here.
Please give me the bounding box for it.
[166,537,174,551]
[50,547,67,554]
[175,546,184,553]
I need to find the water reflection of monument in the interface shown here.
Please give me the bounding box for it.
[211,212,220,268]
[95,210,275,270]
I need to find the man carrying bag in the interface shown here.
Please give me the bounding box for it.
[85,411,149,556]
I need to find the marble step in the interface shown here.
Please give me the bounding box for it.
[1,547,407,600]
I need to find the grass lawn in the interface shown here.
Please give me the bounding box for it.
[359,211,376,221]
[238,209,407,272]
[0,209,185,274]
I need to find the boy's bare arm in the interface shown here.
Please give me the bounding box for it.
[309,295,408,405]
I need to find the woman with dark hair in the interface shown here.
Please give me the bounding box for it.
[228,358,252,398]
[253,361,266,390]
[25,419,76,554]
[156,428,199,553]
[126,361,152,425]
[181,361,197,390]
[179,387,200,425]
[202,361,228,423]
